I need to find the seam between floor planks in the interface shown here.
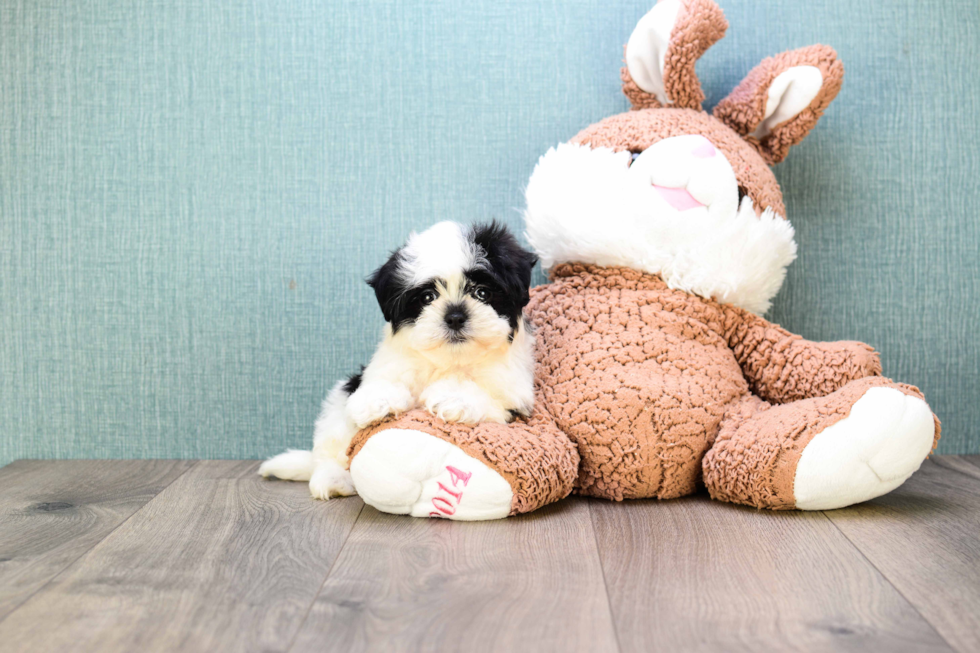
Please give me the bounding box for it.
[823,456,980,653]
[0,459,198,625]
[2,458,977,652]
[0,461,366,653]
[286,498,620,653]
[0,459,363,653]
[587,489,954,652]
[587,501,625,653]
[818,510,953,650]
[284,500,366,653]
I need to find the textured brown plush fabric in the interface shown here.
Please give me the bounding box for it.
[347,389,579,516]
[524,263,923,503]
[571,108,786,218]
[720,305,883,404]
[528,264,749,500]
[621,0,728,111]
[661,0,729,111]
[703,377,939,509]
[713,45,844,164]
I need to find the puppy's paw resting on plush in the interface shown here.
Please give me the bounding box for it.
[420,379,510,424]
[345,381,415,429]
[308,459,356,500]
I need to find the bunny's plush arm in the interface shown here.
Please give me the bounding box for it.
[721,305,882,404]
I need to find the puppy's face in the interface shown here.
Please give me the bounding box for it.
[367,221,537,353]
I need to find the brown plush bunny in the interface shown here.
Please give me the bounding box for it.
[343,0,940,520]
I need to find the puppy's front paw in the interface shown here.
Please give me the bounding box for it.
[346,382,414,429]
[424,393,483,424]
[309,460,356,500]
[421,383,509,425]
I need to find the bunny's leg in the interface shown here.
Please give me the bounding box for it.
[703,377,939,510]
[346,406,578,521]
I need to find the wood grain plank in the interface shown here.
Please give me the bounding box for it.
[590,492,950,653]
[827,456,980,653]
[0,461,363,653]
[0,459,194,620]
[961,454,980,472]
[290,497,619,653]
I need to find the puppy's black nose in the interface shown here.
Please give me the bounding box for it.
[444,307,468,331]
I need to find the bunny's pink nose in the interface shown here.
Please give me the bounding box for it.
[691,137,716,159]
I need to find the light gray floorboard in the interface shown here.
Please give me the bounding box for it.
[590,492,952,653]
[0,461,363,653]
[289,497,620,653]
[2,459,977,652]
[0,459,193,620]
[827,456,980,653]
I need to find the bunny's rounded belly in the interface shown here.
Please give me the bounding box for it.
[529,266,749,501]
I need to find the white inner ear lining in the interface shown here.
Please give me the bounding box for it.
[750,66,824,139]
[625,0,682,104]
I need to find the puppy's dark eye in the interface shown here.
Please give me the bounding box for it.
[421,290,437,304]
[472,287,489,302]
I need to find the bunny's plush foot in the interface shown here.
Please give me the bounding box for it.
[704,377,939,510]
[792,386,936,510]
[350,428,513,520]
[346,407,579,520]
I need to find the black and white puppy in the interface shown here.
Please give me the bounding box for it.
[260,221,538,499]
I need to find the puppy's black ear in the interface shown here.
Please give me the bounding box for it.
[366,250,404,323]
[471,220,538,308]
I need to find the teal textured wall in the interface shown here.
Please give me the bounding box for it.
[1,0,978,465]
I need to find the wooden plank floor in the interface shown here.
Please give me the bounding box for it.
[0,457,977,652]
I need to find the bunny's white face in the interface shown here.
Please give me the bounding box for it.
[628,134,744,221]
[523,137,797,315]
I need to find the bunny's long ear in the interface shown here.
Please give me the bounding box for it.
[714,45,844,164]
[622,0,728,111]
